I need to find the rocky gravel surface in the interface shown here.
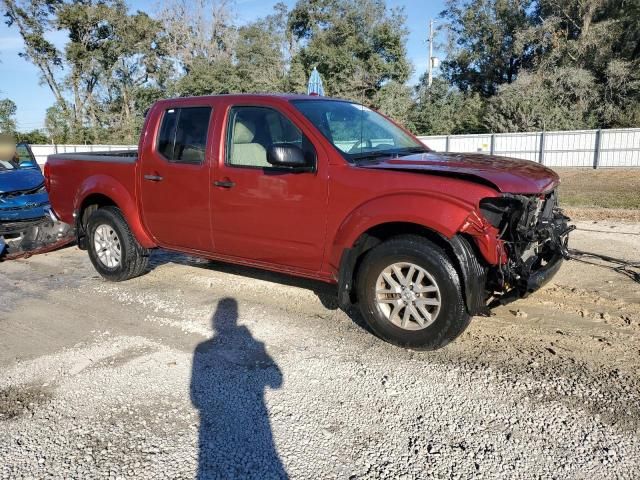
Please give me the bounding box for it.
[1,220,639,479]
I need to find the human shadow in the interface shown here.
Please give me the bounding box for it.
[190,298,288,479]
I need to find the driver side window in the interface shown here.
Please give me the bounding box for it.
[226,106,313,168]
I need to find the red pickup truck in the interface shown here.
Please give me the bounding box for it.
[45,94,572,349]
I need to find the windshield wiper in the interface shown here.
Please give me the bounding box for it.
[352,147,429,164]
[351,152,395,164]
[397,147,430,155]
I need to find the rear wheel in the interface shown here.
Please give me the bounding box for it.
[356,235,470,350]
[86,206,149,281]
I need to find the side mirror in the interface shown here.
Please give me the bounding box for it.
[267,143,310,169]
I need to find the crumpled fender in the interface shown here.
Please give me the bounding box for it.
[74,174,156,248]
[459,209,505,265]
[328,192,485,270]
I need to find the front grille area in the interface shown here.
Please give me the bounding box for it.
[0,183,44,198]
[0,218,47,235]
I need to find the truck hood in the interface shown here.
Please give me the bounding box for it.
[358,152,559,194]
[0,168,45,194]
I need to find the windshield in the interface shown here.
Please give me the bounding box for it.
[291,99,428,162]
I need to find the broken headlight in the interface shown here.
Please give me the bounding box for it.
[479,195,544,242]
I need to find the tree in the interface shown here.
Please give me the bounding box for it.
[44,103,70,144]
[3,0,168,143]
[0,98,17,133]
[158,0,236,73]
[410,78,485,135]
[235,9,289,93]
[288,0,411,102]
[440,0,535,96]
[438,0,640,130]
[173,57,240,96]
[18,129,48,144]
[372,81,415,130]
[485,68,599,132]
[518,0,640,128]
[3,0,70,119]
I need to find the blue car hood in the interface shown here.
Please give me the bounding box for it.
[0,168,44,194]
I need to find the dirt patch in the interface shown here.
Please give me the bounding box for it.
[0,384,52,421]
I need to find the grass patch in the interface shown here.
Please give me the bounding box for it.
[556,169,640,210]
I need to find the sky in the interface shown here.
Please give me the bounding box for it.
[0,0,445,131]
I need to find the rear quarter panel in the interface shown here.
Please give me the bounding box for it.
[46,156,156,248]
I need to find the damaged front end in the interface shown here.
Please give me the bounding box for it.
[0,209,75,260]
[479,190,574,306]
[0,140,75,260]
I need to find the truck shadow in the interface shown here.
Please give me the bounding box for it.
[190,297,288,479]
[148,250,370,332]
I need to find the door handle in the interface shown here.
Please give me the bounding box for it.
[144,174,164,182]
[214,180,235,188]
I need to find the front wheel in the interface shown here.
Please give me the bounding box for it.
[86,206,149,281]
[356,235,470,350]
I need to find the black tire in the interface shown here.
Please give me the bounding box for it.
[356,235,470,350]
[86,206,149,281]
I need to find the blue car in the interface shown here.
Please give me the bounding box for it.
[0,142,73,258]
[0,143,50,238]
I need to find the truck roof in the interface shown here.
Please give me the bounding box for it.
[156,93,348,104]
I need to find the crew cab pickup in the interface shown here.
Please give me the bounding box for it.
[45,94,572,349]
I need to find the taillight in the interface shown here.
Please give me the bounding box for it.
[43,162,51,192]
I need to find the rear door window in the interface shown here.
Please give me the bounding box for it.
[157,107,212,164]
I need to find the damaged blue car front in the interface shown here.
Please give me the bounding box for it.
[0,143,73,259]
[0,144,50,237]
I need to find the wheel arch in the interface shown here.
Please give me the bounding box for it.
[74,177,156,250]
[336,221,488,317]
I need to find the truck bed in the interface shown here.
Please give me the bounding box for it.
[46,150,140,226]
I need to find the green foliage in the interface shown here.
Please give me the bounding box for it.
[17,129,48,144]
[0,98,17,133]
[440,0,534,96]
[485,68,599,132]
[44,103,70,144]
[4,0,168,144]
[436,0,640,131]
[3,0,640,143]
[372,81,415,129]
[288,0,411,102]
[235,21,286,93]
[173,58,240,96]
[410,78,485,135]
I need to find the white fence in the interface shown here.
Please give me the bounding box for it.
[32,128,640,168]
[31,144,137,166]
[418,128,640,168]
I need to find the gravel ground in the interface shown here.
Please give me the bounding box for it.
[0,220,639,479]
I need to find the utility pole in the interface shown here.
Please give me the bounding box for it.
[427,19,436,88]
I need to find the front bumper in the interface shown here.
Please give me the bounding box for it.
[525,253,563,295]
[0,220,74,260]
[0,213,74,260]
[482,189,573,307]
